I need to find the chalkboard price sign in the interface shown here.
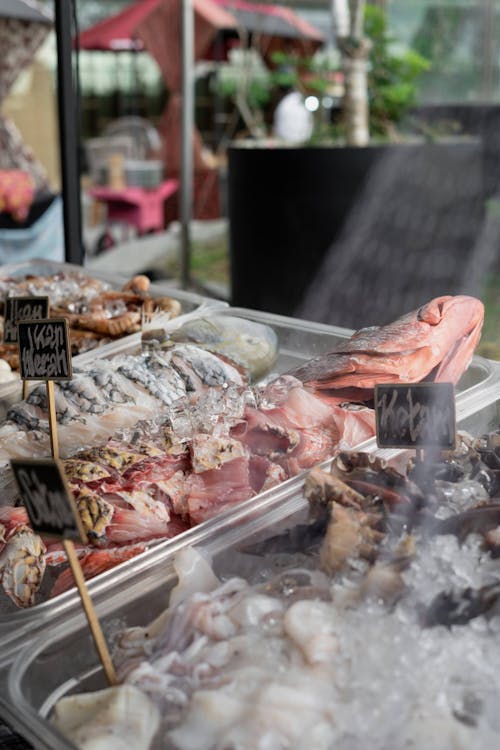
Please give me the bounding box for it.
[11,457,116,684]
[10,458,87,542]
[375,382,456,450]
[3,296,49,344]
[17,317,72,381]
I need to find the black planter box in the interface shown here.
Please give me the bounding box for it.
[228,140,486,329]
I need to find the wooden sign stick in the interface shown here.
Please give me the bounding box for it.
[11,458,117,688]
[13,324,116,685]
[46,380,59,460]
[63,538,117,686]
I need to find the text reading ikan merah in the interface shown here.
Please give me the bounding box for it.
[18,319,71,380]
[375,382,455,449]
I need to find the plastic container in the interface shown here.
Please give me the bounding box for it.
[5,382,500,750]
[84,135,136,185]
[71,306,358,373]
[124,159,164,188]
[0,258,224,417]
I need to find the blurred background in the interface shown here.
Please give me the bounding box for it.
[2,0,500,357]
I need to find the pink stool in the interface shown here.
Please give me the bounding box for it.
[89,179,179,236]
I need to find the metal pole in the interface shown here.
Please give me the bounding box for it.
[214,31,224,152]
[181,0,194,289]
[54,0,83,265]
[481,0,494,99]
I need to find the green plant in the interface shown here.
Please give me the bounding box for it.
[214,5,429,144]
[215,48,273,137]
[267,50,332,95]
[217,67,271,112]
[366,4,430,139]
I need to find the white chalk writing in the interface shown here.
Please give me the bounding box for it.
[4,298,47,343]
[16,468,77,534]
[19,321,69,379]
[376,385,455,447]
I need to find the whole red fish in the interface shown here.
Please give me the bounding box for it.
[289,295,484,398]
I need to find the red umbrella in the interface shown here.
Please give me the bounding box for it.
[136,0,237,176]
[214,0,324,65]
[215,0,324,50]
[77,0,162,51]
[78,0,323,54]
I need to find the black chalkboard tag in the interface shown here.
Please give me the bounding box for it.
[17,317,72,381]
[17,318,72,460]
[374,382,456,450]
[10,457,117,686]
[3,296,50,344]
[10,458,86,542]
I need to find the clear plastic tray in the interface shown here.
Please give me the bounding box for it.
[0,307,496,653]
[4,382,500,750]
[0,258,224,417]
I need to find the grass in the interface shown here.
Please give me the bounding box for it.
[190,242,230,286]
[163,238,230,288]
[477,272,500,361]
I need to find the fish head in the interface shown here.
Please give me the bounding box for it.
[424,296,484,384]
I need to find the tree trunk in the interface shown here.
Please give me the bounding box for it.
[339,39,370,145]
[335,0,370,146]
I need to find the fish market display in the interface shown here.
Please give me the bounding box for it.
[53,429,500,750]
[0,297,484,608]
[0,318,274,608]
[0,344,245,463]
[0,270,182,370]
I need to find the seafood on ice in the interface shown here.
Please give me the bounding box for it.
[0,296,485,608]
[52,685,160,750]
[0,344,246,463]
[0,270,182,369]
[53,429,500,750]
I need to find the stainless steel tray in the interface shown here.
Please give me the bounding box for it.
[4,384,500,750]
[0,310,358,651]
[220,308,498,398]
[0,307,496,662]
[2,476,321,750]
[0,258,224,417]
